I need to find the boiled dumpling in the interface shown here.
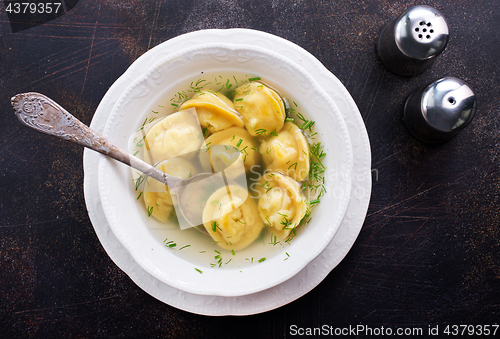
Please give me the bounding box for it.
[205,127,259,171]
[233,82,286,137]
[255,172,308,239]
[145,109,203,164]
[180,91,244,135]
[143,158,197,223]
[259,122,310,181]
[203,185,263,250]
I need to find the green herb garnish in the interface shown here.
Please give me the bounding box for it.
[269,234,281,246]
[255,129,267,136]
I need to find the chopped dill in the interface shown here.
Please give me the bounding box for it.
[164,239,177,248]
[308,141,327,197]
[269,234,281,246]
[189,79,211,93]
[280,214,293,230]
[211,221,219,232]
[255,128,267,136]
[195,268,203,274]
[135,136,145,148]
[296,112,315,132]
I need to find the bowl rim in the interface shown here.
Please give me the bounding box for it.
[97,42,354,297]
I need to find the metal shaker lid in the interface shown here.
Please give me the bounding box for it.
[395,5,449,60]
[421,77,476,132]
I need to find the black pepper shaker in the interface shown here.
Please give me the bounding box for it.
[377,5,449,76]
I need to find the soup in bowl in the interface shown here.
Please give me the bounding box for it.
[98,43,353,296]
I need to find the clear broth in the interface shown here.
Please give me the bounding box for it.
[129,71,324,270]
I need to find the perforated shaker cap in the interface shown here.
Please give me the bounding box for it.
[394,5,449,60]
[421,77,476,132]
[404,77,477,143]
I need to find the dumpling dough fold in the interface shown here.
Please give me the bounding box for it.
[145,109,203,164]
[203,185,263,250]
[205,126,259,171]
[259,122,310,181]
[255,172,308,239]
[233,82,286,137]
[180,91,244,135]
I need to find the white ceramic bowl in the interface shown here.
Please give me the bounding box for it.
[98,43,353,297]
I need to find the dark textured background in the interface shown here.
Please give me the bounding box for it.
[1,0,499,338]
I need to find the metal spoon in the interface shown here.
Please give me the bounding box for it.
[10,92,222,228]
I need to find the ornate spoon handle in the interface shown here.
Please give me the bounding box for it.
[11,92,182,191]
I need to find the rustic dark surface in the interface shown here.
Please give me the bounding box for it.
[1,0,499,338]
